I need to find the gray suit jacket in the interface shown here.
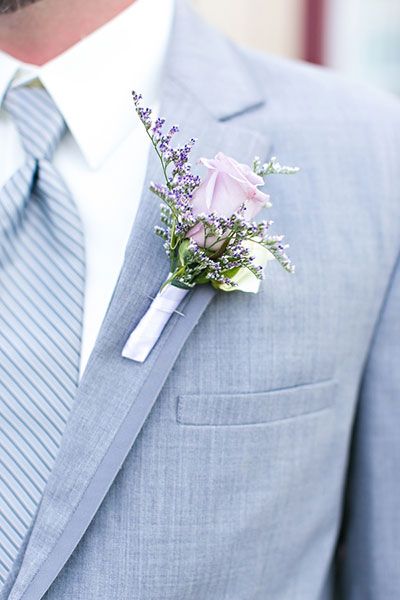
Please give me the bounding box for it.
[2,1,400,598]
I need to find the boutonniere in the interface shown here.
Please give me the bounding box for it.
[122,92,298,362]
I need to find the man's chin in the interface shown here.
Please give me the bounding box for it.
[0,0,42,14]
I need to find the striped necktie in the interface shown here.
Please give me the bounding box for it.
[0,86,85,586]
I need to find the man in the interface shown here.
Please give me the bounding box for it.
[0,0,399,598]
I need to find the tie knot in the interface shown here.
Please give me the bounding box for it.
[3,86,66,160]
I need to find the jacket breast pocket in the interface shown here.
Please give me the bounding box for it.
[177,380,337,427]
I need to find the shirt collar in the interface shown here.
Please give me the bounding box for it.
[0,0,175,169]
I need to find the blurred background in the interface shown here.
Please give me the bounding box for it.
[192,0,400,96]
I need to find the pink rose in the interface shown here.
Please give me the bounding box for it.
[188,152,269,248]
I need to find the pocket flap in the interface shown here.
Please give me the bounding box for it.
[177,380,337,426]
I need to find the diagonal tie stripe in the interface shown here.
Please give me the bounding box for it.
[3,88,66,160]
[0,86,85,587]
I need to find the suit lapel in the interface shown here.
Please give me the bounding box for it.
[8,3,270,599]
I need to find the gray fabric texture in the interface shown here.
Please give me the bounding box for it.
[2,0,400,598]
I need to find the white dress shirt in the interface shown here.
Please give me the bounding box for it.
[0,0,175,375]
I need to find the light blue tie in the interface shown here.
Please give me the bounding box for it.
[0,86,85,586]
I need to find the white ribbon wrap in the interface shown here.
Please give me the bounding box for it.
[122,283,189,363]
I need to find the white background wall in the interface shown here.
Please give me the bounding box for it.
[191,0,305,59]
[192,0,400,95]
[325,0,400,94]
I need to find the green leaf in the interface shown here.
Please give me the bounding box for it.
[221,266,241,279]
[178,239,191,266]
[193,272,210,285]
[169,252,179,274]
[171,280,192,290]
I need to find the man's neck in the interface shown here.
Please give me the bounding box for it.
[0,0,135,65]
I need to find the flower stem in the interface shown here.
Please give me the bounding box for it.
[160,266,186,292]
